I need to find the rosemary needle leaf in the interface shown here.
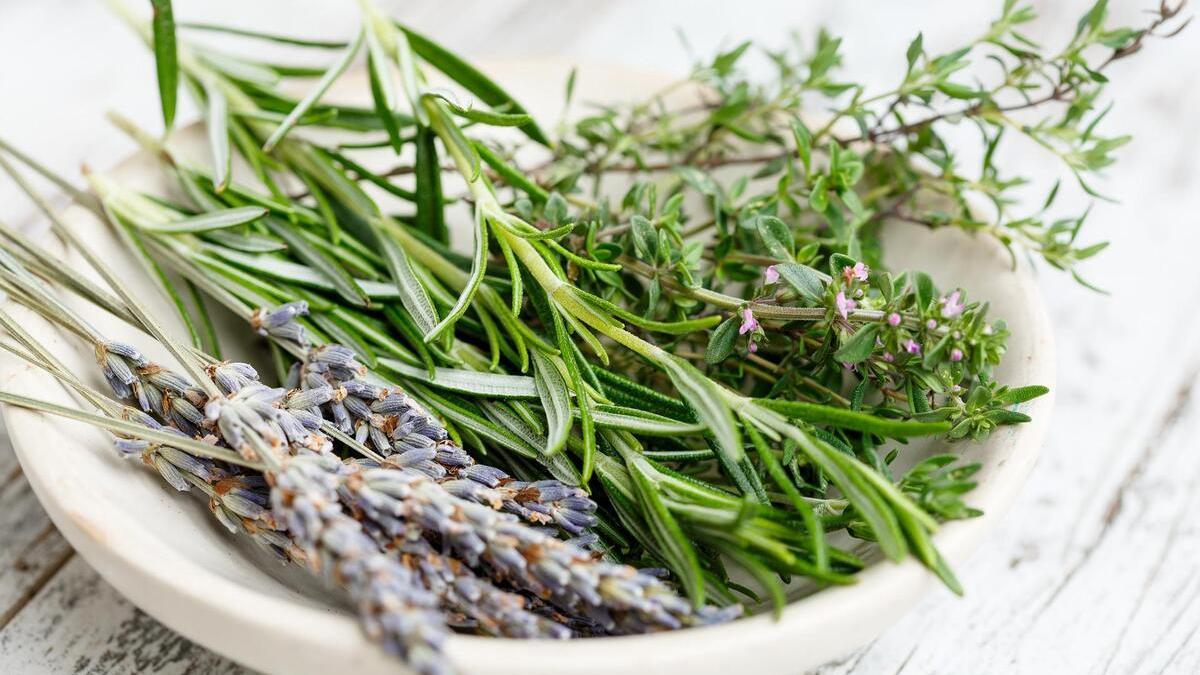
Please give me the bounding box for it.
[615,435,706,605]
[262,29,365,153]
[202,79,231,192]
[413,126,447,243]
[131,206,268,233]
[474,141,549,204]
[176,21,346,49]
[263,218,370,307]
[424,207,487,342]
[380,358,537,399]
[530,349,572,455]
[399,25,550,146]
[378,234,440,337]
[149,0,178,130]
[755,400,952,438]
[661,356,744,465]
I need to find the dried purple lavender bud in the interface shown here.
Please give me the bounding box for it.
[209,361,260,394]
[251,301,309,346]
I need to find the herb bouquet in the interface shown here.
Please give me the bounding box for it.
[0,0,1185,673]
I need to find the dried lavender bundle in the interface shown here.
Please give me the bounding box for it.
[0,204,728,673]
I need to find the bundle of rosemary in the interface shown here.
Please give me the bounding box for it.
[0,0,1185,671]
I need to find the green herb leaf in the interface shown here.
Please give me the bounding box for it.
[531,350,572,455]
[774,262,827,303]
[149,0,178,130]
[262,29,364,152]
[756,215,794,259]
[834,323,880,363]
[399,25,550,146]
[705,317,739,364]
[754,399,951,438]
[132,206,267,233]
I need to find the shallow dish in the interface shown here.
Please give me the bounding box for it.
[0,61,1054,674]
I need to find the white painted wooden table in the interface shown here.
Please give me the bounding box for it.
[1,1,1197,672]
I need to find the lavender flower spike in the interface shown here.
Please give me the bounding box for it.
[298,347,600,534]
[350,453,740,634]
[272,452,450,674]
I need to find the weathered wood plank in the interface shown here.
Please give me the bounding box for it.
[0,557,250,675]
[0,422,76,632]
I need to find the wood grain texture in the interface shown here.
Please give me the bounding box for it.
[1,0,1198,673]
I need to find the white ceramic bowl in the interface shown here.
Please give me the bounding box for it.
[0,61,1054,674]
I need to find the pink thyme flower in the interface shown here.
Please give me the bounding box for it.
[940,290,964,318]
[950,348,964,362]
[748,340,759,354]
[903,339,921,355]
[763,265,780,284]
[841,262,870,285]
[926,318,937,330]
[739,308,759,335]
[882,351,895,363]
[835,291,857,319]
[887,312,902,326]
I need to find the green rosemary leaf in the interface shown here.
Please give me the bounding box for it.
[415,386,537,458]
[613,436,705,604]
[149,0,178,130]
[661,356,743,464]
[589,406,706,436]
[176,22,347,48]
[263,218,370,307]
[377,234,440,337]
[263,29,364,152]
[414,126,448,243]
[593,368,695,422]
[745,422,827,572]
[364,27,404,153]
[201,79,231,192]
[444,103,533,127]
[530,349,572,455]
[201,229,286,252]
[754,400,951,438]
[724,547,787,618]
[574,288,721,335]
[130,206,267,233]
[205,246,398,299]
[426,207,487,342]
[398,25,550,146]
